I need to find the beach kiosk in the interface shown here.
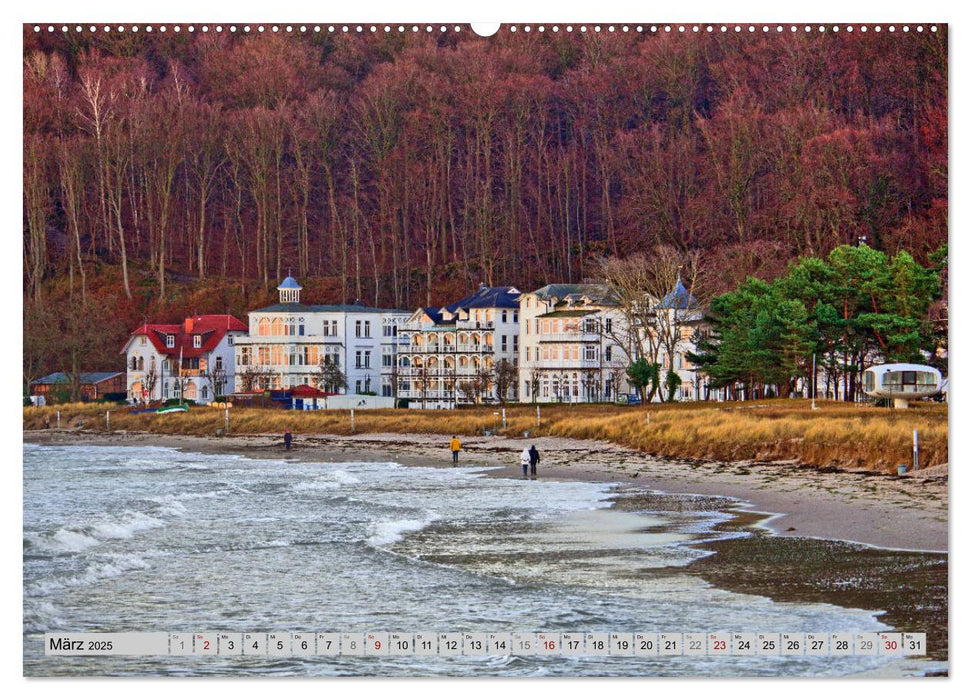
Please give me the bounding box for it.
[862,363,943,408]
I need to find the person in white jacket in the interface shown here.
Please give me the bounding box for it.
[520,447,531,477]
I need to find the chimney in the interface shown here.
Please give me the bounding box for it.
[185,317,194,333]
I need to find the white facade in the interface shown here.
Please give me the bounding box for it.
[518,284,631,403]
[122,316,246,405]
[397,286,521,408]
[233,277,409,398]
[519,283,708,404]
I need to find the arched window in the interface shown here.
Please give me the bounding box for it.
[428,357,439,369]
[130,356,138,371]
[258,318,270,336]
[150,356,156,370]
[138,357,144,371]
[271,318,284,336]
[471,333,480,346]
[201,386,208,399]
[458,333,468,346]
[484,333,493,346]
[459,356,469,367]
[400,357,411,368]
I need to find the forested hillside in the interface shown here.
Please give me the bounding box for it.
[23,26,947,380]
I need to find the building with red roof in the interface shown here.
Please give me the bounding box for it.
[121,314,247,404]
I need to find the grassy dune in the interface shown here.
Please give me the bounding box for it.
[23,399,947,475]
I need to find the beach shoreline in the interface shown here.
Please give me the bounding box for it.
[23,429,947,553]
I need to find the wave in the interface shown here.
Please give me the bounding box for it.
[366,518,435,547]
[26,552,153,597]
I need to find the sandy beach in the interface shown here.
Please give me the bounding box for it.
[23,429,948,552]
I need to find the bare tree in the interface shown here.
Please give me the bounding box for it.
[492,358,517,406]
[599,247,704,402]
[143,365,159,402]
[202,365,228,400]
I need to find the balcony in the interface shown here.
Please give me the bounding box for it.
[536,332,601,343]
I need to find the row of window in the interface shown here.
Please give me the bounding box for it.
[253,317,401,338]
[129,355,224,373]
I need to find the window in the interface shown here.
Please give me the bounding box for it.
[258,346,270,365]
[501,335,508,352]
[524,381,530,396]
[355,380,362,393]
[239,347,251,366]
[140,336,146,345]
[605,318,613,333]
[356,351,363,369]
[382,353,393,368]
[193,335,201,349]
[525,347,531,362]
[502,310,508,323]
[258,318,270,336]
[228,336,234,346]
[365,320,371,337]
[215,356,223,371]
[364,351,371,369]
[166,334,175,348]
[201,386,208,399]
[513,335,519,352]
[299,324,305,336]
[355,320,362,337]
[271,319,283,336]
[605,346,613,361]
[585,346,597,361]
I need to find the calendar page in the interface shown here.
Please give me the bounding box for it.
[21,9,949,683]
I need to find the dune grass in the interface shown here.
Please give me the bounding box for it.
[23,399,947,475]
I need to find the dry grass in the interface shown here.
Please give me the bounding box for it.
[23,399,947,475]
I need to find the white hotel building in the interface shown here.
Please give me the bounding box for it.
[233,276,410,397]
[518,284,631,403]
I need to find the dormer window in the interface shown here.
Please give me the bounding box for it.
[166,334,175,348]
[193,335,202,349]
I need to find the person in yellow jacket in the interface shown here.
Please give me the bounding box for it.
[449,435,462,464]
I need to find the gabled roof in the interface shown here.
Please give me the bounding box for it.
[124,315,247,358]
[445,285,521,311]
[658,278,699,309]
[33,371,124,385]
[527,283,619,306]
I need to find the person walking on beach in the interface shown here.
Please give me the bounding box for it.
[520,447,530,477]
[529,445,540,478]
[450,435,462,464]
[284,428,293,451]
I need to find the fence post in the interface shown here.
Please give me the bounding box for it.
[351,409,355,434]
[106,410,110,431]
[225,408,230,435]
[647,412,650,428]
[502,408,507,430]
[913,429,919,471]
[56,410,60,430]
[536,405,541,427]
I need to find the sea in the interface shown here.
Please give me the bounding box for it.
[21,442,934,677]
